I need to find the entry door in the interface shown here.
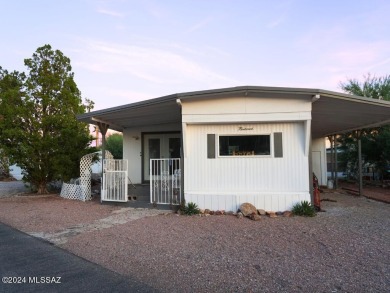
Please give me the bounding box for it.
[143,133,181,181]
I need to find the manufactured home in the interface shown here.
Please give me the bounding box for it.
[78,86,390,211]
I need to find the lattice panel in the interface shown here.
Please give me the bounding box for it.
[60,183,87,201]
[60,150,113,201]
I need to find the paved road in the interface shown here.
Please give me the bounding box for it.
[0,223,156,293]
[0,181,29,197]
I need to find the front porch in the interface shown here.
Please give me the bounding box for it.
[113,184,179,211]
[101,157,182,210]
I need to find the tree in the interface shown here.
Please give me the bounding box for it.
[0,45,94,193]
[339,74,390,180]
[105,133,123,159]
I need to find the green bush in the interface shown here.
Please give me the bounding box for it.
[182,202,200,215]
[292,200,316,217]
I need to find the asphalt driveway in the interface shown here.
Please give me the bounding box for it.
[0,223,156,293]
[0,181,29,197]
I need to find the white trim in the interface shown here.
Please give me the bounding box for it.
[182,123,187,158]
[182,112,312,124]
[304,120,311,157]
[217,133,273,158]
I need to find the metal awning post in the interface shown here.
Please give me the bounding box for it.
[357,130,363,196]
[328,135,334,188]
[97,122,109,174]
[334,135,338,189]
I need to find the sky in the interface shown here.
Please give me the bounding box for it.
[1,0,389,110]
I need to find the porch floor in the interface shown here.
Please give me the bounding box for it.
[101,184,178,211]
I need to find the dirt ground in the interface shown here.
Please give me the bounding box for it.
[0,189,389,292]
[337,181,390,203]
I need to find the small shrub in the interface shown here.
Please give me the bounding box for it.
[182,202,200,215]
[292,200,316,217]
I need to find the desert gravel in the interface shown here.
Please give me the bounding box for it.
[0,192,389,292]
[0,195,119,233]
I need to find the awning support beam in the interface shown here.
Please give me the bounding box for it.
[97,122,109,174]
[92,117,123,132]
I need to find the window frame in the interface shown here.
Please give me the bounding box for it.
[217,133,273,158]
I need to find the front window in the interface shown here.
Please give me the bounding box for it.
[219,135,270,156]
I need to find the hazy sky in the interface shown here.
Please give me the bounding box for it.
[1,0,389,110]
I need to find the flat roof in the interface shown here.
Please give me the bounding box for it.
[78,86,390,138]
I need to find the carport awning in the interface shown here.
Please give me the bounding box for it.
[311,92,390,138]
[78,86,390,138]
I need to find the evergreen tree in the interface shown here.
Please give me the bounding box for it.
[105,133,123,159]
[0,45,94,193]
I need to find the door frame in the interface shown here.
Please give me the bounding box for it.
[141,131,181,183]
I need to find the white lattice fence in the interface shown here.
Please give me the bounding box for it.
[60,151,113,201]
[60,183,87,201]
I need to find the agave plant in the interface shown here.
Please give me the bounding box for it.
[183,202,200,215]
[292,200,316,217]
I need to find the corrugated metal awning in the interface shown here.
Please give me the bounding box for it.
[77,86,390,137]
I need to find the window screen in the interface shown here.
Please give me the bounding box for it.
[219,135,270,156]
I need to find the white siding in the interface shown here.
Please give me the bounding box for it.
[182,96,311,123]
[184,122,310,211]
[123,124,181,184]
[185,192,309,212]
[182,96,311,115]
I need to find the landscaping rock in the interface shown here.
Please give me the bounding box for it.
[215,210,223,215]
[204,209,210,214]
[283,211,293,217]
[237,212,243,219]
[266,211,277,218]
[209,210,215,215]
[257,209,266,215]
[249,213,261,221]
[199,209,205,214]
[239,203,257,216]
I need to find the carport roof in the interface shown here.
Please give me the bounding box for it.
[77,86,390,138]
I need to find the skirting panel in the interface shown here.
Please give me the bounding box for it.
[184,192,310,212]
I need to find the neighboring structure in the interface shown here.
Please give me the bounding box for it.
[78,86,390,211]
[9,164,23,180]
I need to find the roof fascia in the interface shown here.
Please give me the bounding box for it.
[318,90,390,107]
[77,93,178,120]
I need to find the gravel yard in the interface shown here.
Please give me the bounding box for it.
[0,191,389,292]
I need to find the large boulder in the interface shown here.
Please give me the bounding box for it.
[239,203,257,217]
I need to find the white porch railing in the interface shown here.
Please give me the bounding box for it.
[150,158,182,205]
[102,159,128,202]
